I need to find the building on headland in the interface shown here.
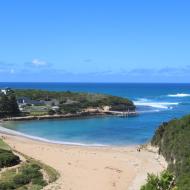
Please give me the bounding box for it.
[0,88,13,95]
[17,97,45,106]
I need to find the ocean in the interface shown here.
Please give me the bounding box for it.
[1,82,190,146]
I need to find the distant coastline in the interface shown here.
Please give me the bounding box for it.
[1,110,137,122]
[0,88,136,122]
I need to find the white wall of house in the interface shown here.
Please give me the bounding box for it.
[1,90,7,95]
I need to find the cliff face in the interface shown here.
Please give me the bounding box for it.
[151,115,190,189]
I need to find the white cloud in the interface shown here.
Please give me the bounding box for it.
[32,59,47,66]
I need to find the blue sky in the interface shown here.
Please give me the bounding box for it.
[0,0,190,82]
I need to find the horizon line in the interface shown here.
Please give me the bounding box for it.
[0,82,190,84]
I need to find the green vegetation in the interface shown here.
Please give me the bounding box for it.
[29,159,59,183]
[13,150,59,184]
[0,163,47,190]
[142,114,190,190]
[0,138,10,151]
[30,111,49,116]
[15,89,135,114]
[141,170,176,190]
[0,139,59,190]
[0,139,20,169]
[0,90,20,118]
[0,149,20,168]
[0,88,135,117]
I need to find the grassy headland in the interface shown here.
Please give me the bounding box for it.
[14,89,135,113]
[0,89,136,120]
[142,114,190,190]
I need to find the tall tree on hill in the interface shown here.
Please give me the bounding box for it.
[0,91,20,117]
[0,94,10,116]
[9,93,20,115]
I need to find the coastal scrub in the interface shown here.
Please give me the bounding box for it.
[142,114,190,189]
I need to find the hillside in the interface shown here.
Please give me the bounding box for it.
[142,115,190,189]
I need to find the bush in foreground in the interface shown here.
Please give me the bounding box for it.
[0,149,20,168]
[0,163,47,190]
[142,114,190,189]
[141,170,176,190]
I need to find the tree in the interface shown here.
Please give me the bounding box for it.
[9,94,20,115]
[0,94,10,117]
[0,91,20,117]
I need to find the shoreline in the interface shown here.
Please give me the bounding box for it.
[0,111,137,147]
[0,125,110,147]
[0,125,167,190]
[0,110,137,122]
[0,124,140,147]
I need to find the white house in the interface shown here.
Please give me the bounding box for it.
[1,88,12,95]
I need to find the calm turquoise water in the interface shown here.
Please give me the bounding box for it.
[1,83,190,146]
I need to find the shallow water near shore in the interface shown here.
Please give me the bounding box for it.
[1,83,190,146]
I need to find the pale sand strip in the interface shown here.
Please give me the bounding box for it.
[0,133,167,190]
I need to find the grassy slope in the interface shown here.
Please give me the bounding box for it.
[151,115,190,189]
[0,139,59,190]
[0,139,10,150]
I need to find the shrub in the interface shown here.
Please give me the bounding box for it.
[142,114,190,189]
[19,163,46,186]
[20,163,43,179]
[0,149,20,168]
[0,181,15,190]
[0,162,47,189]
[141,170,175,190]
[31,177,47,186]
[13,174,30,185]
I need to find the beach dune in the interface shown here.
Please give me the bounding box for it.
[1,134,167,190]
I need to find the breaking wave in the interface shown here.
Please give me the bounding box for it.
[134,98,179,109]
[167,93,190,97]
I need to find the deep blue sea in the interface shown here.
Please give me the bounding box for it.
[1,83,190,146]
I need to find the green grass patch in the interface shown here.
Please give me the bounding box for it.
[30,111,49,116]
[0,140,59,189]
[26,159,60,183]
[13,150,60,183]
[0,162,47,190]
[0,149,20,169]
[0,138,20,169]
[0,138,10,150]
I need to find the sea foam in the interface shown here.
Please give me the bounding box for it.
[134,98,179,109]
[168,93,190,97]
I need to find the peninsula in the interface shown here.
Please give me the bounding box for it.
[0,88,136,120]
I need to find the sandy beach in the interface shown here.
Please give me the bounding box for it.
[0,132,167,190]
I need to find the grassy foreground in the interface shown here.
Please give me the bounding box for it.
[0,139,10,151]
[0,139,20,169]
[0,138,59,190]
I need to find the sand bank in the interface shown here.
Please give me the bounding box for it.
[0,133,167,190]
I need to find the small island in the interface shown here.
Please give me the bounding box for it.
[0,88,136,121]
